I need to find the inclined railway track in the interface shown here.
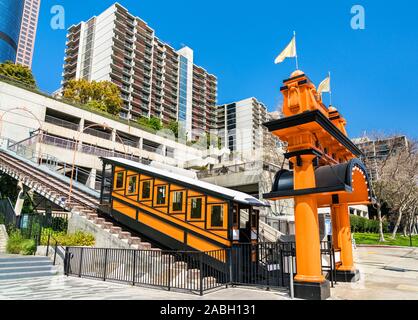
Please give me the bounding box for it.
[0,151,100,211]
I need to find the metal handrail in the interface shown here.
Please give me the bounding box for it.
[45,232,66,266]
[45,115,80,131]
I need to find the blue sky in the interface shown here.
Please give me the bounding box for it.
[32,0,418,138]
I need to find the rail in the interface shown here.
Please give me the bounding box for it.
[240,210,283,242]
[60,241,337,296]
[65,246,228,295]
[83,127,112,140]
[197,161,281,179]
[46,233,67,266]
[45,115,80,131]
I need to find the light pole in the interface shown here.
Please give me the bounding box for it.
[67,123,127,205]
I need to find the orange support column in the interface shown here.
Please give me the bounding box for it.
[334,203,360,282]
[294,195,324,283]
[292,154,330,299]
[330,205,341,250]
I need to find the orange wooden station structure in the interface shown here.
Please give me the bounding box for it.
[263,70,373,300]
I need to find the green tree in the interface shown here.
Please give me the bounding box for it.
[165,120,179,138]
[149,116,163,131]
[137,116,162,131]
[0,61,36,88]
[63,79,122,116]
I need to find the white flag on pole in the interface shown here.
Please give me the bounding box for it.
[318,75,331,94]
[274,35,297,65]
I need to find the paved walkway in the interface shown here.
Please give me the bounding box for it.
[0,275,290,300]
[0,246,416,300]
[330,246,418,300]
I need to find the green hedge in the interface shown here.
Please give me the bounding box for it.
[41,229,95,247]
[350,215,388,233]
[6,230,36,255]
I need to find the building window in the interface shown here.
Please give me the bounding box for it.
[190,198,203,219]
[114,171,125,190]
[140,180,152,200]
[171,191,184,212]
[155,185,167,206]
[127,175,138,195]
[209,204,225,228]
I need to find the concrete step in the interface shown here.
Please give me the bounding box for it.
[128,237,142,245]
[0,265,54,274]
[87,213,98,220]
[102,222,113,230]
[110,226,122,235]
[0,260,52,268]
[119,232,131,240]
[94,218,106,225]
[0,256,51,263]
[202,277,217,287]
[0,269,58,281]
[138,242,152,250]
[187,269,201,280]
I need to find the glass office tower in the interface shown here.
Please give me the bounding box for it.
[0,0,24,63]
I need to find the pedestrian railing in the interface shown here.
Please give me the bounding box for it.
[65,247,228,295]
[63,241,337,296]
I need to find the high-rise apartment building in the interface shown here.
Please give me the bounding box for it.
[15,0,41,68]
[0,0,25,63]
[353,135,409,181]
[62,3,217,140]
[216,97,269,157]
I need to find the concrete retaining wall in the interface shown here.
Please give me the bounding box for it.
[68,213,131,249]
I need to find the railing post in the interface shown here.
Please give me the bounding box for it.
[64,247,69,276]
[78,247,84,278]
[199,252,204,296]
[289,254,294,299]
[103,248,108,281]
[132,250,136,286]
[53,241,58,266]
[228,248,233,288]
[167,254,171,292]
[46,233,51,257]
[279,246,284,287]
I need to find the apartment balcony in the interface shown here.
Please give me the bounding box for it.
[63,68,76,79]
[65,45,79,56]
[139,94,150,102]
[144,46,153,55]
[162,110,177,121]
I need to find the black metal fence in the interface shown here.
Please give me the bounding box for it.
[64,241,336,295]
[231,242,296,289]
[65,247,229,295]
[0,197,69,247]
[320,240,337,287]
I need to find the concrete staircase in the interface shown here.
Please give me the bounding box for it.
[0,255,58,281]
[240,210,284,242]
[0,225,8,254]
[72,208,152,250]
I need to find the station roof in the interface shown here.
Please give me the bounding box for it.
[103,157,270,207]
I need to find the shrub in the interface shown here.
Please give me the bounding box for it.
[350,215,389,233]
[6,230,36,255]
[6,230,24,254]
[41,229,95,247]
[20,239,36,255]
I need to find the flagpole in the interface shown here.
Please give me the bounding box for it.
[329,71,332,106]
[294,31,299,70]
